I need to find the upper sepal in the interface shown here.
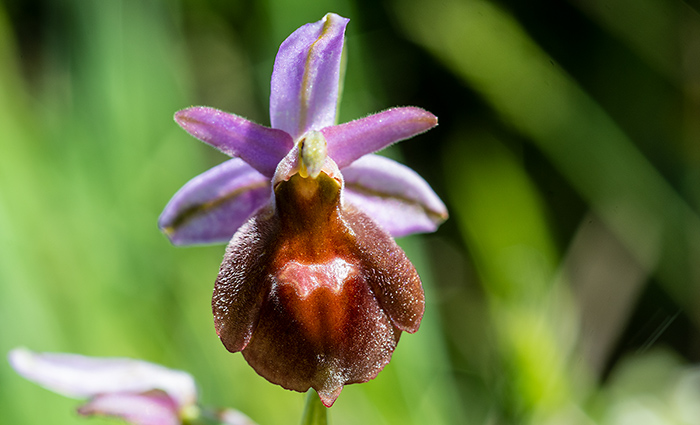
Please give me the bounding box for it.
[270,13,349,140]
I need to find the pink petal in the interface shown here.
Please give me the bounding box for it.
[175,107,293,177]
[322,107,438,168]
[78,392,180,425]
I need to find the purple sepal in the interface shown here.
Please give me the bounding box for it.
[342,154,447,237]
[270,13,349,140]
[159,158,271,246]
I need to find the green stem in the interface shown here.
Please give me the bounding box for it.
[300,390,328,425]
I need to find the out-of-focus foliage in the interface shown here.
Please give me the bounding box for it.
[1,0,699,424]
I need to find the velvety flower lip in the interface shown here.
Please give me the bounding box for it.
[212,168,425,407]
[159,12,448,407]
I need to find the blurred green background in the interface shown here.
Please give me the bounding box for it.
[2,0,700,424]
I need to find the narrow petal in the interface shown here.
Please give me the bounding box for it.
[8,348,197,408]
[78,391,179,425]
[159,158,270,246]
[270,13,349,139]
[342,154,448,237]
[175,107,293,177]
[322,107,438,168]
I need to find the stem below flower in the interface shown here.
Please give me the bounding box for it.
[300,390,328,425]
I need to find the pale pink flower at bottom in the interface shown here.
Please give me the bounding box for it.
[8,348,255,425]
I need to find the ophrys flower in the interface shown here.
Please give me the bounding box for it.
[159,13,447,407]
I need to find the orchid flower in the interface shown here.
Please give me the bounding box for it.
[8,348,256,425]
[159,13,447,407]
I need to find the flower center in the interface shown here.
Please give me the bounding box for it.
[298,130,328,179]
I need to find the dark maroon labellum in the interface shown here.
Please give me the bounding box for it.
[212,172,424,406]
